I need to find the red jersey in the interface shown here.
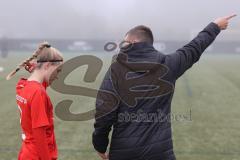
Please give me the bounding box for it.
[16,78,57,159]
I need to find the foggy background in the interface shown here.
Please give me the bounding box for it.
[0,0,239,54]
[0,0,239,41]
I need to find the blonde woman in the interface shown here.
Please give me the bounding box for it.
[7,42,63,160]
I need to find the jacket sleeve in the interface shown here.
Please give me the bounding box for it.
[166,22,221,79]
[92,69,119,153]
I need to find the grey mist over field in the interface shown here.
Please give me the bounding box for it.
[0,0,239,41]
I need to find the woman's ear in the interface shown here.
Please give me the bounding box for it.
[43,62,51,70]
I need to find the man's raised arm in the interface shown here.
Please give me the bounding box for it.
[167,14,236,79]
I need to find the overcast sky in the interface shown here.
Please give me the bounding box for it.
[0,0,239,41]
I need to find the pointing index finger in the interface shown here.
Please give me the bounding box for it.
[226,14,237,20]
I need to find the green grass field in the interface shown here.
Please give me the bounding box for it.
[0,52,240,160]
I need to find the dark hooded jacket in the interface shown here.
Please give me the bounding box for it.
[92,22,220,160]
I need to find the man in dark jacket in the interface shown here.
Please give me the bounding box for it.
[92,14,236,160]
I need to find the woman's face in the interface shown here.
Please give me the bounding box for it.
[43,63,63,85]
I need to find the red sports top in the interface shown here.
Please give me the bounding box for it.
[16,78,57,159]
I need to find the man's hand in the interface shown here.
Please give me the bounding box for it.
[214,14,237,30]
[97,152,109,160]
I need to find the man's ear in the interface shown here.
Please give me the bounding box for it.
[125,35,136,43]
[133,40,138,43]
[124,34,130,42]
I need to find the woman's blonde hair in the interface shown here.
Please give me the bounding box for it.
[6,42,63,80]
